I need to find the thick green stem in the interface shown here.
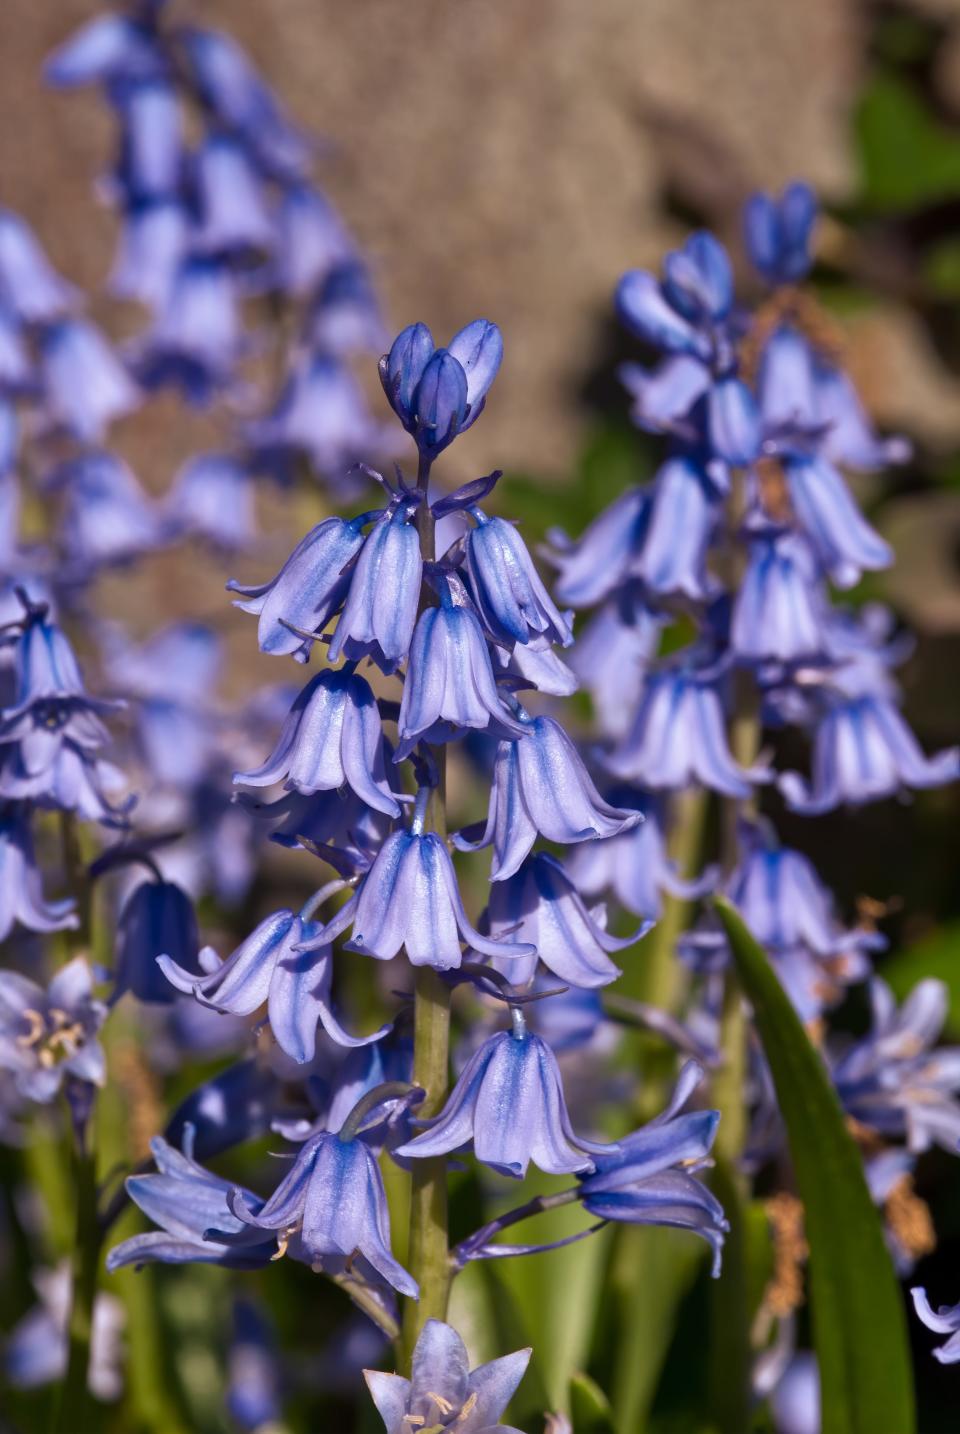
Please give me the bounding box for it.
[51,1138,102,1433]
[398,453,453,1370]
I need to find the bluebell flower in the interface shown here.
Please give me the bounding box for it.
[463,510,572,648]
[301,815,534,972]
[567,793,717,920]
[605,664,765,797]
[546,487,650,608]
[39,319,139,442]
[396,1019,608,1177]
[396,574,526,759]
[115,878,199,1004]
[483,852,651,988]
[0,957,106,1103]
[0,740,130,826]
[159,905,390,1064]
[234,667,401,817]
[743,182,818,286]
[0,209,79,323]
[4,1263,124,1401]
[193,134,274,257]
[617,235,729,360]
[271,183,353,299]
[578,1061,726,1274]
[731,527,825,666]
[328,510,422,673]
[108,198,187,311]
[227,1299,283,1433]
[0,811,77,940]
[112,78,183,202]
[619,353,713,439]
[166,451,255,551]
[832,979,960,1154]
[729,819,882,960]
[779,691,959,814]
[911,1288,960,1364]
[782,456,892,590]
[228,513,368,659]
[45,13,162,90]
[179,26,311,180]
[226,1125,417,1295]
[56,450,163,569]
[379,319,503,457]
[456,713,641,881]
[246,352,390,483]
[106,1131,284,1271]
[567,593,662,739]
[364,1318,531,1434]
[305,259,386,357]
[769,1352,821,1434]
[634,456,722,600]
[131,253,242,402]
[502,637,578,697]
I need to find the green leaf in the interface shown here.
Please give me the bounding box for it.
[570,1371,616,1433]
[715,898,916,1434]
[882,922,960,1034]
[855,74,960,212]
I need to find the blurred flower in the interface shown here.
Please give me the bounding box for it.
[743,182,818,286]
[0,811,77,941]
[5,1262,124,1400]
[911,1288,960,1365]
[115,878,199,1004]
[0,956,106,1103]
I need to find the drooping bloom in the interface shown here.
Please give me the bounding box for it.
[245,353,390,483]
[56,450,163,569]
[39,318,139,442]
[365,1319,531,1434]
[396,574,527,760]
[604,664,765,798]
[159,906,390,1064]
[130,254,242,403]
[299,820,534,972]
[483,852,650,988]
[633,456,723,600]
[567,593,662,739]
[108,198,187,312]
[743,182,818,286]
[166,451,255,551]
[779,692,959,814]
[115,878,200,1004]
[396,1021,607,1178]
[4,1263,124,1401]
[731,528,825,666]
[0,208,79,323]
[911,1288,960,1364]
[271,183,353,298]
[456,713,640,882]
[228,513,368,659]
[234,667,401,817]
[327,509,422,673]
[226,1125,417,1295]
[782,455,892,590]
[192,133,274,257]
[463,510,572,648]
[578,1061,727,1274]
[566,793,717,920]
[380,319,502,457]
[0,811,77,941]
[227,1299,283,1434]
[0,957,107,1103]
[546,487,650,609]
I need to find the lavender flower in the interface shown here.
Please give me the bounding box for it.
[192,134,273,257]
[108,198,187,311]
[246,353,390,483]
[743,182,818,286]
[380,319,502,456]
[0,812,76,940]
[0,208,78,322]
[455,713,640,881]
[547,487,650,609]
[234,667,401,817]
[39,318,139,442]
[115,878,199,1004]
[463,510,572,648]
[567,794,716,920]
[396,1019,607,1178]
[328,509,422,673]
[131,254,242,402]
[56,450,162,569]
[731,528,825,666]
[166,452,255,551]
[365,1318,531,1434]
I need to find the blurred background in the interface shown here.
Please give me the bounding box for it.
[2,0,960,1428]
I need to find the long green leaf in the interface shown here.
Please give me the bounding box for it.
[714,897,916,1434]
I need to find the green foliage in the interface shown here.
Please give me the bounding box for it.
[855,74,960,212]
[715,898,916,1434]
[570,1370,616,1433]
[882,921,960,1035]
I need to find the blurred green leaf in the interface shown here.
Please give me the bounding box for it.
[715,898,916,1434]
[570,1371,616,1433]
[855,74,960,211]
[924,238,960,299]
[882,921,960,1034]
[707,1159,751,1434]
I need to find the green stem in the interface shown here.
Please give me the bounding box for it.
[398,453,453,1370]
[59,811,91,955]
[51,1137,102,1433]
[631,788,707,1011]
